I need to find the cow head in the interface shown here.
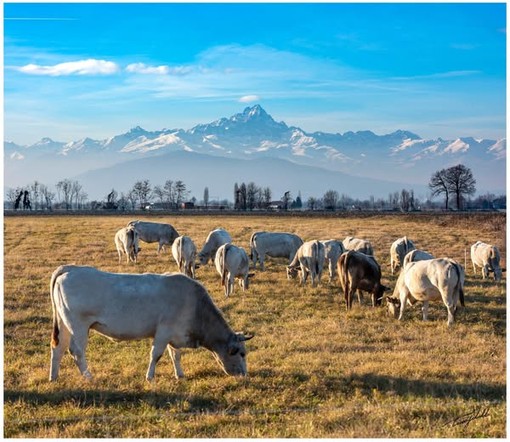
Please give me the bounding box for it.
[373,285,390,306]
[198,253,209,266]
[386,296,401,318]
[493,267,503,282]
[212,333,254,376]
[286,266,299,280]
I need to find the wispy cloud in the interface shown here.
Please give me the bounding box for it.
[125,63,192,76]
[18,59,119,76]
[239,95,260,103]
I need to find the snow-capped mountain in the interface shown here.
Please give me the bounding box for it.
[4,105,506,198]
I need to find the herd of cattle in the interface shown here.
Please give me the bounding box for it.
[49,219,504,383]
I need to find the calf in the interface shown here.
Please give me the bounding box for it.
[390,236,416,275]
[127,220,179,254]
[286,240,325,287]
[403,249,434,267]
[172,235,197,279]
[471,241,504,282]
[337,250,388,309]
[114,225,140,263]
[215,244,251,297]
[320,239,345,282]
[250,231,303,270]
[198,228,232,265]
[343,236,374,256]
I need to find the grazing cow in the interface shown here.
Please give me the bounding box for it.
[127,220,179,254]
[342,236,374,256]
[49,265,253,382]
[250,231,303,270]
[320,239,345,282]
[337,250,389,310]
[387,258,465,326]
[471,241,504,282]
[403,249,434,267]
[172,235,197,279]
[286,240,325,287]
[390,236,416,274]
[114,225,140,264]
[215,244,251,297]
[198,228,232,265]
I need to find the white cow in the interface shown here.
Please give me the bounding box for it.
[403,249,434,267]
[215,244,251,297]
[172,235,197,279]
[320,239,345,282]
[286,240,325,287]
[49,265,253,382]
[343,236,374,256]
[390,236,416,274]
[114,225,140,264]
[471,241,504,282]
[127,220,179,254]
[250,231,303,270]
[387,258,465,326]
[198,228,232,265]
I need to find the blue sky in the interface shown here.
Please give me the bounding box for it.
[4,2,507,145]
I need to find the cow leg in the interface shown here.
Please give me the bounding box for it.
[69,327,92,379]
[422,301,429,321]
[228,274,235,297]
[328,261,333,283]
[398,288,409,321]
[146,335,168,381]
[167,346,184,379]
[259,255,265,271]
[482,265,489,279]
[49,319,71,381]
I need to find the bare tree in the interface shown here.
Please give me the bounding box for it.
[174,180,188,208]
[164,180,175,209]
[40,184,55,210]
[429,168,450,210]
[445,164,476,210]
[132,180,152,208]
[262,187,272,209]
[153,185,165,206]
[307,196,318,211]
[323,189,339,211]
[246,182,258,211]
[282,191,291,211]
[56,179,73,210]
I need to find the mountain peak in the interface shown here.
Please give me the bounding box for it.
[128,125,146,134]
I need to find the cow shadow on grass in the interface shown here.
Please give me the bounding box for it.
[4,388,221,411]
[337,372,505,402]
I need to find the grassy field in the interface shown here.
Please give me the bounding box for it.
[4,213,506,437]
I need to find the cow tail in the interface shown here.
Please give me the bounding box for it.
[340,252,351,303]
[453,262,465,307]
[221,245,230,287]
[313,241,320,275]
[49,266,67,348]
[249,232,257,261]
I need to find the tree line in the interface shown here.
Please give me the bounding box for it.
[4,164,505,212]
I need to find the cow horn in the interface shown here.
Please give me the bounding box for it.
[238,333,254,341]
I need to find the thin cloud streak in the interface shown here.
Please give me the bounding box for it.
[18,59,119,76]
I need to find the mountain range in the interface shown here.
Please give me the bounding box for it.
[4,105,506,201]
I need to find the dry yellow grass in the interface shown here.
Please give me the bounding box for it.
[4,213,506,437]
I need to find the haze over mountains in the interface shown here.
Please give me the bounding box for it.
[4,105,506,201]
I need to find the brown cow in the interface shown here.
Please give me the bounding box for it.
[337,250,389,310]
